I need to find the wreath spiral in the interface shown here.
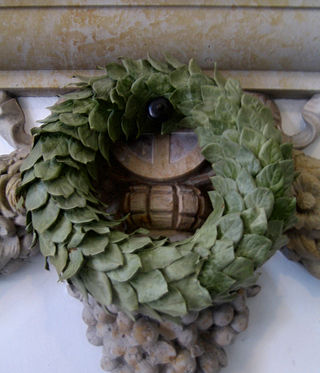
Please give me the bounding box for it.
[19,56,296,319]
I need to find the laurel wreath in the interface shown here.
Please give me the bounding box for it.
[19,55,296,319]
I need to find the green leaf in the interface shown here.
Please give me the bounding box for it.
[81,267,112,307]
[146,73,172,95]
[46,177,74,198]
[112,281,138,312]
[211,240,235,270]
[169,66,189,89]
[47,214,72,243]
[213,158,241,180]
[60,88,92,100]
[73,98,96,114]
[32,198,60,233]
[237,234,272,267]
[236,168,256,195]
[218,213,243,244]
[258,138,283,167]
[199,263,236,294]
[120,236,152,253]
[41,136,69,161]
[77,233,109,256]
[65,208,98,224]
[39,233,56,257]
[270,197,296,227]
[34,159,63,181]
[50,244,68,275]
[53,192,86,210]
[20,140,43,172]
[67,169,90,194]
[116,75,134,99]
[106,110,122,142]
[82,221,110,234]
[267,220,283,241]
[109,231,129,243]
[106,62,127,80]
[140,246,182,272]
[172,275,211,311]
[108,253,142,282]
[67,227,86,248]
[224,257,254,281]
[59,113,88,127]
[92,77,114,99]
[70,275,88,301]
[98,132,111,162]
[77,125,99,151]
[280,143,293,160]
[210,176,238,196]
[25,181,48,211]
[163,252,199,282]
[239,127,266,157]
[60,249,84,280]
[236,147,261,176]
[88,243,124,271]
[130,269,168,303]
[224,191,245,213]
[148,286,187,317]
[69,139,96,164]
[188,58,202,75]
[130,76,150,98]
[110,87,125,110]
[48,100,73,113]
[242,207,268,235]
[88,103,109,132]
[244,187,274,218]
[147,54,170,73]
[20,168,37,188]
[202,143,224,163]
[121,117,136,140]
[263,122,282,144]
[256,162,284,196]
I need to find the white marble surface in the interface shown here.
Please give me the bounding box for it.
[0,97,320,373]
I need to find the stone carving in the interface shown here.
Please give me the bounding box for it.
[284,150,320,278]
[0,148,38,275]
[279,94,320,149]
[0,91,32,149]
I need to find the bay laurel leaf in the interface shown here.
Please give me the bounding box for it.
[109,231,129,243]
[88,103,109,132]
[108,253,142,282]
[211,240,235,270]
[48,214,72,243]
[20,140,43,172]
[60,88,92,100]
[106,62,127,80]
[169,65,189,89]
[107,110,123,142]
[111,280,138,312]
[50,244,68,275]
[98,132,111,163]
[213,158,241,180]
[81,267,112,307]
[140,246,182,272]
[73,98,96,114]
[163,252,199,282]
[34,159,63,181]
[218,213,243,244]
[258,138,283,167]
[120,236,152,253]
[172,275,211,311]
[223,257,254,281]
[77,125,99,151]
[25,181,48,211]
[67,227,86,248]
[59,112,88,127]
[130,269,168,303]
[147,54,171,73]
[148,286,187,317]
[237,234,272,267]
[39,233,56,257]
[53,193,87,210]
[32,198,60,233]
[77,233,109,256]
[244,187,275,218]
[19,168,36,188]
[69,139,96,164]
[92,77,114,99]
[47,100,73,114]
[210,176,238,197]
[224,191,245,213]
[236,168,256,195]
[60,249,84,280]
[65,207,98,224]
[88,243,123,272]
[241,207,268,235]
[46,177,74,198]
[41,136,69,161]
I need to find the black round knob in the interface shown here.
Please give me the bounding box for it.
[147,97,173,122]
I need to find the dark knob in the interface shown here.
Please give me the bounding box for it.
[147,97,173,122]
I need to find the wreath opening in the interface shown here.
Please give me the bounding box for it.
[19,55,296,319]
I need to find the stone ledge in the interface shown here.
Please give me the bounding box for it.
[1,70,319,98]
